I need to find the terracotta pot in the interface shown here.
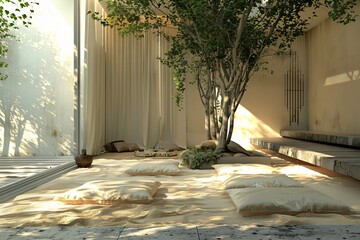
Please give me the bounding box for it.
[75,154,93,168]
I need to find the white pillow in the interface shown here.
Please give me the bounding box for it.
[223,174,303,190]
[226,187,354,216]
[125,160,180,176]
[213,164,276,176]
[57,180,161,205]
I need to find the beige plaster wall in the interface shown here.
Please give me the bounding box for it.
[306,8,360,134]
[233,57,285,148]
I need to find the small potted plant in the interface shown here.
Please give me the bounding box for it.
[75,149,93,168]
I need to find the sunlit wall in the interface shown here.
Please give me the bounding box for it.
[0,0,75,156]
[233,52,287,148]
[306,4,360,134]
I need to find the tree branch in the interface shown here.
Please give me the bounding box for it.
[216,59,227,93]
[232,0,254,64]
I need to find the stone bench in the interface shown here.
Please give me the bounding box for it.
[280,130,360,149]
[250,137,360,181]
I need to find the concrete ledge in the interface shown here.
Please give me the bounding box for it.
[251,138,360,181]
[334,159,360,180]
[280,130,360,148]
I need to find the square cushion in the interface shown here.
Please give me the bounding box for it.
[125,160,180,176]
[57,180,161,205]
[113,142,129,152]
[226,187,354,216]
[127,143,141,152]
[160,143,184,151]
[213,164,277,176]
[223,174,303,190]
[227,141,250,154]
[103,140,124,152]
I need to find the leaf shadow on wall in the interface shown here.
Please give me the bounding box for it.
[0,27,74,157]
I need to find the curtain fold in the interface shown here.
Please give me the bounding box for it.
[81,0,106,155]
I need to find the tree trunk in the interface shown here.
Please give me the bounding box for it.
[226,101,236,144]
[205,104,212,140]
[216,95,231,152]
[209,89,218,140]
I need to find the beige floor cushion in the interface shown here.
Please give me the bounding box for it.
[113,142,130,152]
[125,160,181,176]
[213,164,277,176]
[223,174,303,190]
[57,180,161,205]
[226,187,354,216]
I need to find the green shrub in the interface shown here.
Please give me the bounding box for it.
[180,148,220,169]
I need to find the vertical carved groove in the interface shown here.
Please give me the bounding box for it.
[285,51,304,126]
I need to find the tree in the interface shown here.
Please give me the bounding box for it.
[91,0,357,152]
[0,0,38,81]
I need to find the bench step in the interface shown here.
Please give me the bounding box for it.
[280,130,360,148]
[251,137,360,181]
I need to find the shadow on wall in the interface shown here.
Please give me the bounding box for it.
[0,7,74,157]
[231,105,280,149]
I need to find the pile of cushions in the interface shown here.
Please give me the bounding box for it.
[103,140,141,153]
[214,164,354,216]
[57,160,181,205]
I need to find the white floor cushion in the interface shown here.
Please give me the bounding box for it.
[57,180,161,205]
[226,187,354,216]
[125,160,180,176]
[223,174,303,190]
[213,164,277,176]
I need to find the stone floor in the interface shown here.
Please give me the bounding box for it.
[1,225,360,240]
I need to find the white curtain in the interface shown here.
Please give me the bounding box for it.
[105,28,187,149]
[81,0,106,155]
[81,0,187,154]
